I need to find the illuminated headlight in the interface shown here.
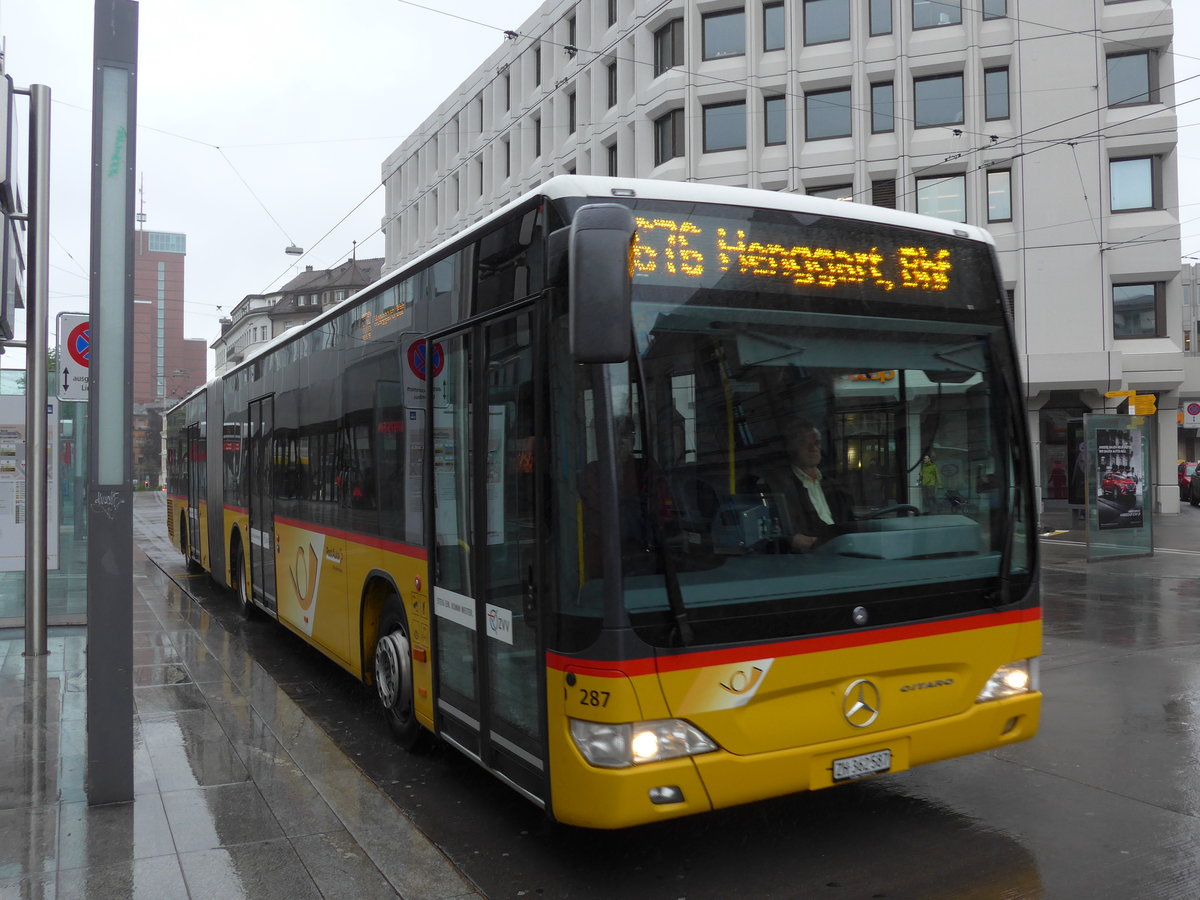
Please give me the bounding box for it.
[569,718,718,768]
[976,659,1038,703]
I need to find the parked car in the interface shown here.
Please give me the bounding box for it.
[1189,464,1200,506]
[1180,461,1198,501]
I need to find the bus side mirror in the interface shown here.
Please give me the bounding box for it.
[569,203,635,364]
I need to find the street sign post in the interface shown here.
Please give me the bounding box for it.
[56,312,90,401]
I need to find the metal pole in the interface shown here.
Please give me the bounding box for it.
[24,85,50,658]
[86,0,137,806]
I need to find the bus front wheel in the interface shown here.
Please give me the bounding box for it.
[375,597,423,749]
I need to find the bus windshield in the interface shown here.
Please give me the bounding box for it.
[559,199,1033,649]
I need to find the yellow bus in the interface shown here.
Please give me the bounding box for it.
[166,176,1040,828]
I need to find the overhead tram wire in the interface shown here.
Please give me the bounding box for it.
[215,148,303,252]
[259,181,386,296]
[896,91,1200,209]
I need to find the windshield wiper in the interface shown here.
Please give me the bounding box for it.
[629,364,694,647]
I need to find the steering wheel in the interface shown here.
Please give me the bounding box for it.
[864,504,920,519]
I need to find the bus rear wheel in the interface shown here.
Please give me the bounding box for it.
[375,596,423,749]
[233,542,255,619]
[180,514,201,573]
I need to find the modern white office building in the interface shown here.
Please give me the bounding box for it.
[380,0,1184,512]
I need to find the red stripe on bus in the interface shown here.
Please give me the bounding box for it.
[274,516,428,561]
[546,606,1041,677]
[225,504,248,515]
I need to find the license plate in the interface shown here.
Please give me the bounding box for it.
[832,749,891,782]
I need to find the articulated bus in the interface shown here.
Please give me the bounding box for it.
[166,176,1040,829]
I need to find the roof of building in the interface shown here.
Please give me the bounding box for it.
[279,257,384,295]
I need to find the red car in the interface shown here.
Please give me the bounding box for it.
[1180,462,1197,501]
[1102,471,1136,501]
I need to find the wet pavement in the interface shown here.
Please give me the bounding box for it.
[3,491,1200,897]
[0,492,477,899]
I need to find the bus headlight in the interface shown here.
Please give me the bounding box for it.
[569,718,718,768]
[975,659,1038,703]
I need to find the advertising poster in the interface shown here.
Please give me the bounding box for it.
[1084,414,1152,562]
[1095,427,1143,530]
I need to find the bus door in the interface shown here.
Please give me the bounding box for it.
[430,310,546,803]
[185,423,202,565]
[248,396,278,613]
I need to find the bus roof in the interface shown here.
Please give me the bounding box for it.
[536,175,997,247]
[222,176,997,381]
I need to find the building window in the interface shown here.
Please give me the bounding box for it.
[654,19,684,76]
[805,87,852,140]
[913,0,961,29]
[704,101,747,152]
[503,139,510,178]
[765,95,786,145]
[534,115,542,157]
[984,67,1009,120]
[872,178,897,208]
[983,0,1006,18]
[916,174,966,222]
[764,2,785,52]
[987,169,1012,222]
[1110,156,1159,211]
[607,142,618,176]
[654,108,685,165]
[1113,283,1163,338]
[503,73,510,111]
[870,0,892,35]
[809,184,853,201]
[476,156,484,195]
[535,45,542,86]
[702,9,745,60]
[914,73,964,127]
[607,0,617,27]
[607,61,618,109]
[871,82,894,133]
[804,0,849,45]
[568,13,577,48]
[568,90,577,134]
[1107,51,1156,106]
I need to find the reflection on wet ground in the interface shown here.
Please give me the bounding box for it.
[0,493,476,899]
[4,492,1200,898]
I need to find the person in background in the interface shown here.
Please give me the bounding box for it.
[919,454,941,512]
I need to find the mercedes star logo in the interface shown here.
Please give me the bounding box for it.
[843,679,881,728]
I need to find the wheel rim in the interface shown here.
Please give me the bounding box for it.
[375,628,412,713]
[237,551,250,608]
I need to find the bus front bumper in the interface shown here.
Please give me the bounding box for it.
[549,692,1040,829]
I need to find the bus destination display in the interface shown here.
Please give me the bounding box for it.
[631,214,955,295]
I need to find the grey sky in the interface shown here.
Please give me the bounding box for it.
[1,0,1197,376]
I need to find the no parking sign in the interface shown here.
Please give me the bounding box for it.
[56,313,91,402]
[403,335,447,407]
[1185,401,1200,428]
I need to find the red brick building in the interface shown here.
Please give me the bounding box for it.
[132,230,206,405]
[131,230,206,486]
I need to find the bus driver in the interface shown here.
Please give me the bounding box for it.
[756,419,856,552]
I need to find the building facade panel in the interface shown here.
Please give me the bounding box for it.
[380,0,1184,512]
